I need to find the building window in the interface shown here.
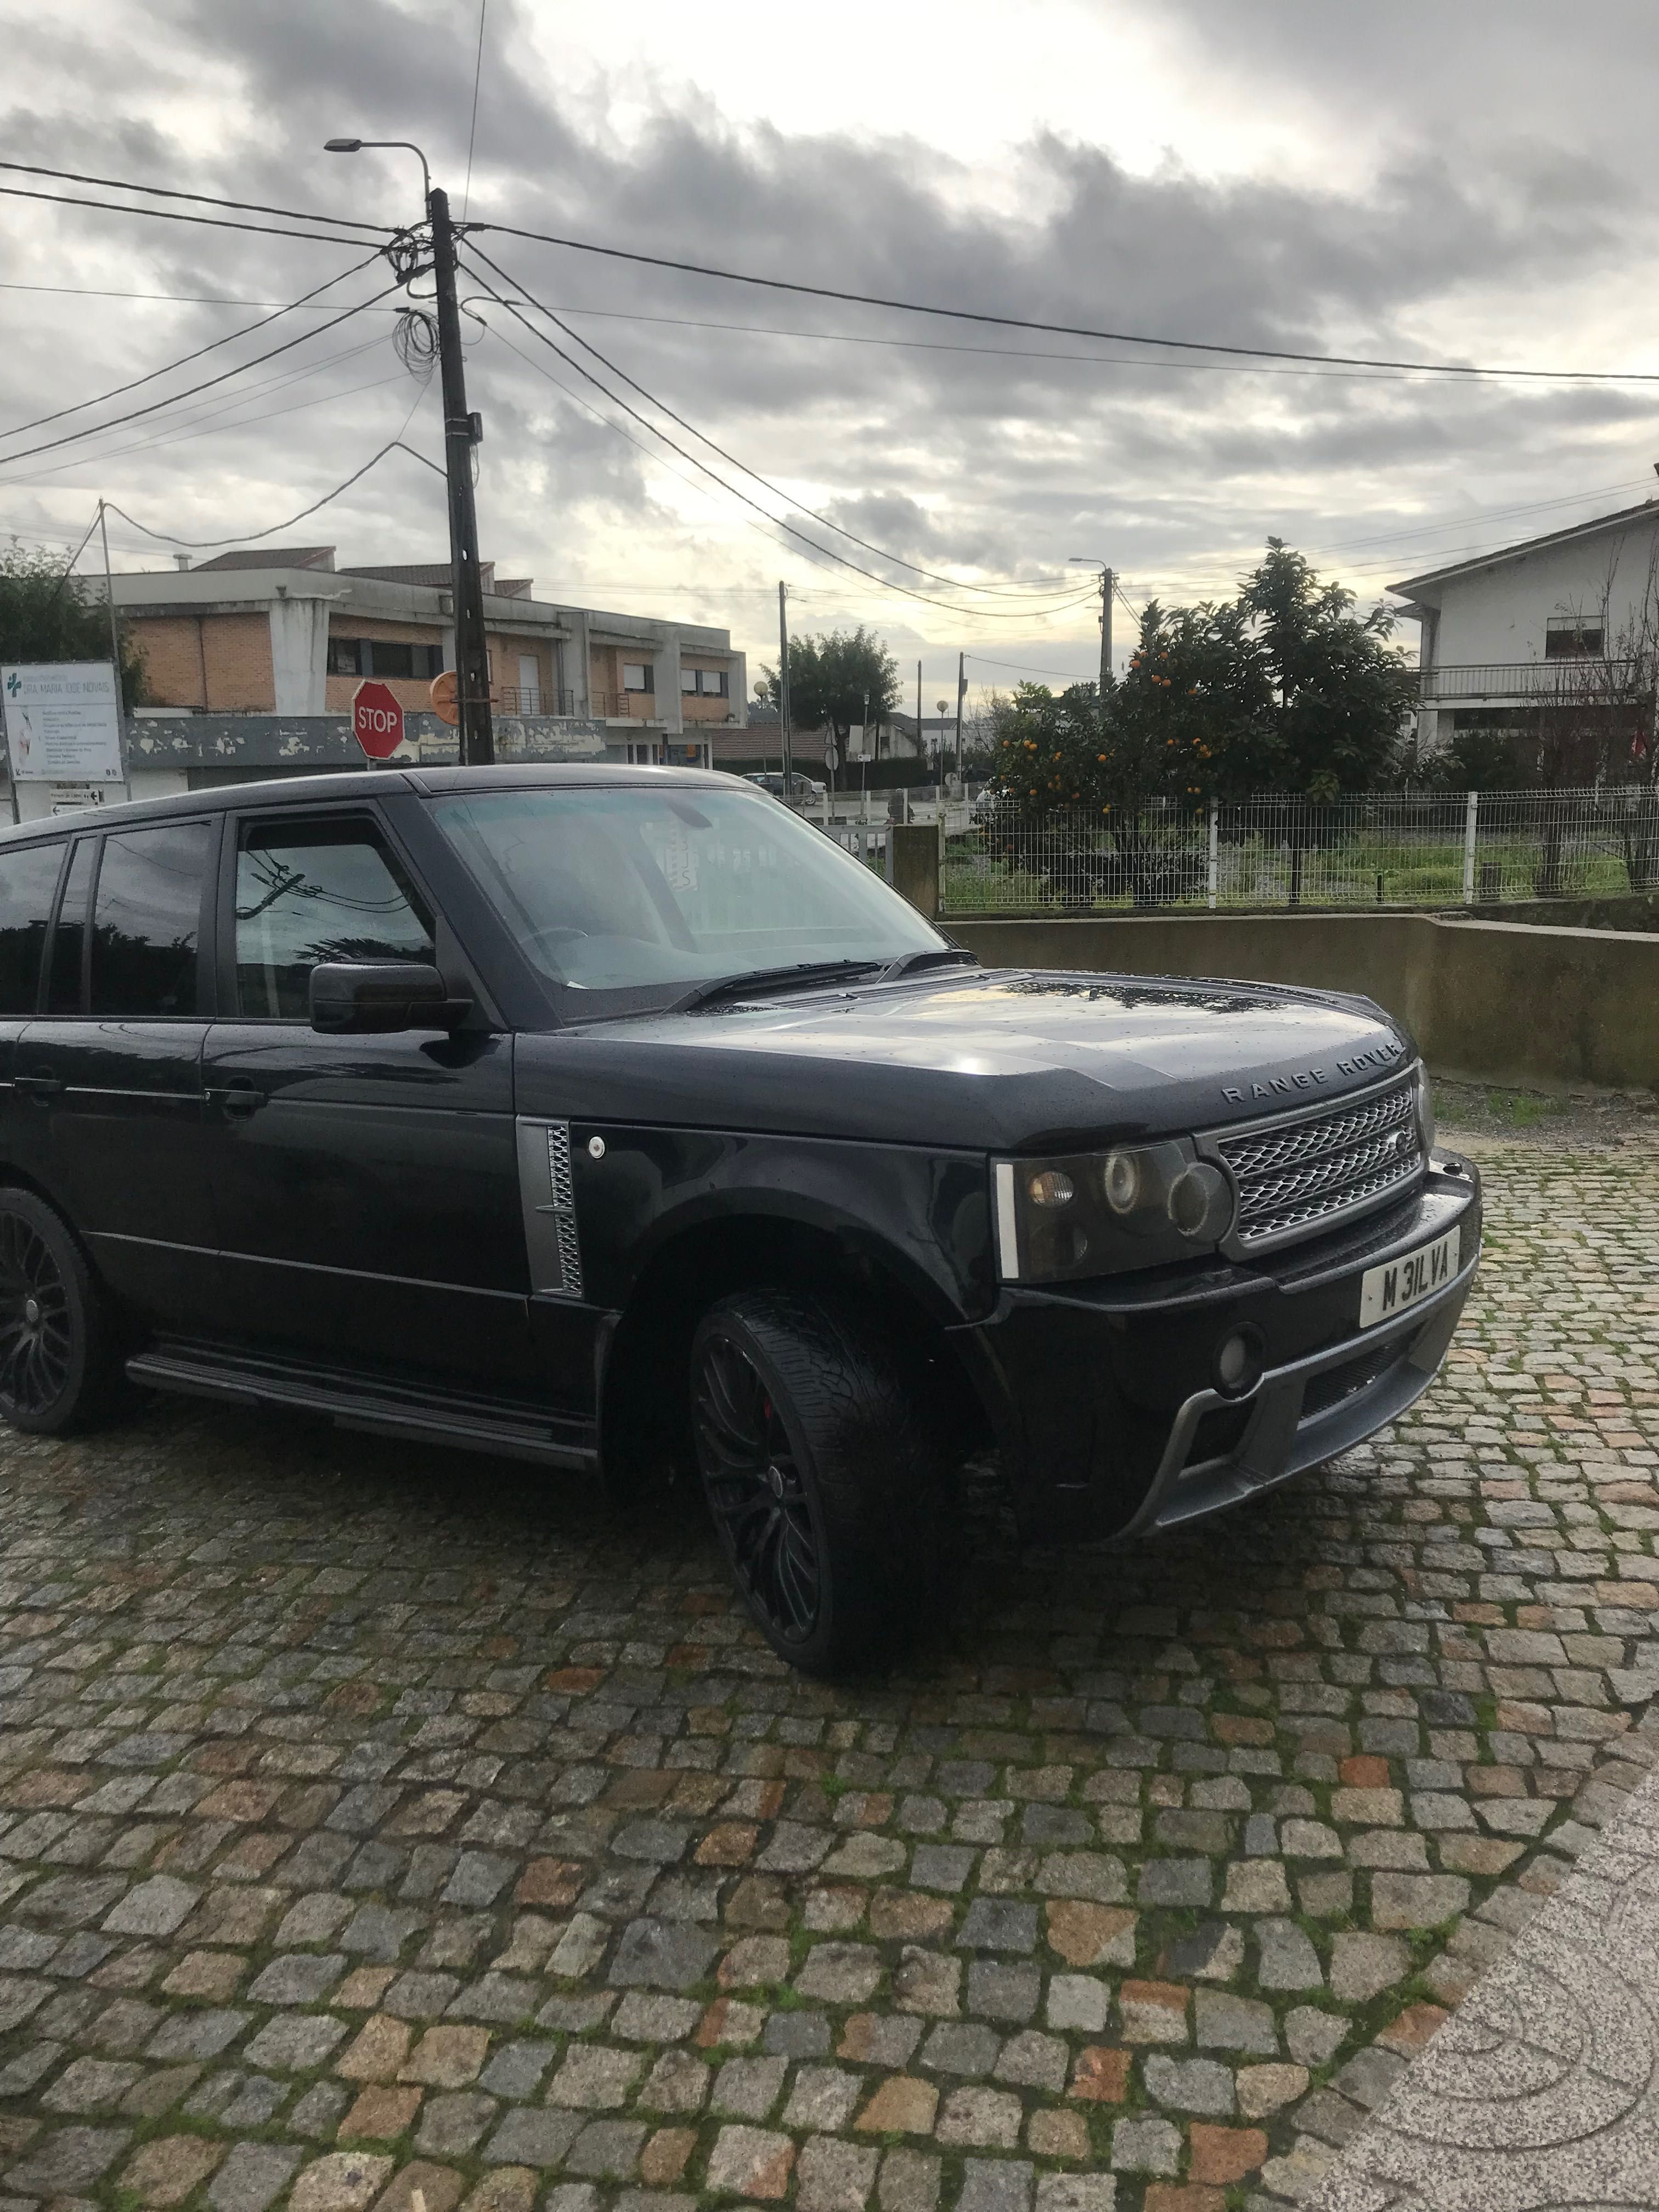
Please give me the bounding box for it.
[622,662,654,693]
[328,638,442,679]
[1545,617,1604,659]
[682,668,729,697]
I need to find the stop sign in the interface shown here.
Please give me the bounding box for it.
[352,679,405,760]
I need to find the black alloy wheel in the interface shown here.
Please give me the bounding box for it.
[0,1188,114,1434]
[689,1288,950,1674]
[693,1331,822,1647]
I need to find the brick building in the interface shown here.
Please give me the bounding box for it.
[112,545,746,759]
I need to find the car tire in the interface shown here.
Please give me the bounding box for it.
[0,1187,117,1435]
[690,1288,947,1674]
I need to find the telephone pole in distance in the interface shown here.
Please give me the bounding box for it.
[777,582,793,792]
[1068,558,1114,699]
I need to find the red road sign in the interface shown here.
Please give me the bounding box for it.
[352,680,405,760]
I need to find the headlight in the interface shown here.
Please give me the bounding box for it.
[994,1140,1238,1284]
[1413,1063,1437,1161]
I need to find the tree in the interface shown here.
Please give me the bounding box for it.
[1235,540,1417,799]
[758,625,900,784]
[979,542,1417,905]
[0,539,147,702]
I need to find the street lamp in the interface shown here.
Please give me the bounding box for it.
[935,698,949,776]
[324,137,432,205]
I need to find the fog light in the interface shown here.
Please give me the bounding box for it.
[1214,1326,1265,1397]
[1167,1161,1234,1242]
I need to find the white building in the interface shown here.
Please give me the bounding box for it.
[1387,496,1659,759]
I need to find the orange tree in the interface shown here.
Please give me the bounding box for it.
[980,543,1413,904]
[981,601,1268,904]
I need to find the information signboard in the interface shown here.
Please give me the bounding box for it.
[1,663,126,785]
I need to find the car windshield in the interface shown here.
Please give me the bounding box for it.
[430,782,944,1018]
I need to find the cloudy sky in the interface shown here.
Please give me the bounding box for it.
[3,0,1658,707]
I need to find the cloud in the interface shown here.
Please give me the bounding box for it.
[1,0,1656,693]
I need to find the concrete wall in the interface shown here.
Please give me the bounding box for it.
[947,911,1659,1092]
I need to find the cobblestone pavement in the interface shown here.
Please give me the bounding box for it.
[1,1127,1657,2212]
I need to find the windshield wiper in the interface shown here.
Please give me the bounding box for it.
[667,959,887,1014]
[872,948,980,981]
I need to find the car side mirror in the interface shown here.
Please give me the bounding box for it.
[309,963,473,1035]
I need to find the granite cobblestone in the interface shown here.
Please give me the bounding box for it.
[0,1131,1656,2212]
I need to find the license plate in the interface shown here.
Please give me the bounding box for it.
[1358,1226,1460,1329]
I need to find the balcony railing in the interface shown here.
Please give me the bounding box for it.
[590,690,663,721]
[490,686,580,716]
[1419,659,1639,702]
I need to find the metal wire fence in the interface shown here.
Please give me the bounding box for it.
[939,787,1659,915]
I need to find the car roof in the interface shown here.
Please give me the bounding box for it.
[0,761,740,842]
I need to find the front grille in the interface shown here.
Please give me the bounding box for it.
[1212,1074,1424,1250]
[1302,1339,1403,1418]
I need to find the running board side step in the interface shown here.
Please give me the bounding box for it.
[125,1350,599,1471]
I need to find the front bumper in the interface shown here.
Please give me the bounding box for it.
[957,1156,1481,1541]
[1118,1241,1474,1536]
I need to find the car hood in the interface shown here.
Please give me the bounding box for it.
[514,967,1413,1152]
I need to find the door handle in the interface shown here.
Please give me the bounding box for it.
[207,1080,262,1119]
[14,1073,64,1099]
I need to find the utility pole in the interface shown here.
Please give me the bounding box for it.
[428,187,494,765]
[916,659,922,772]
[1069,558,1114,701]
[97,500,130,795]
[954,650,965,779]
[777,582,793,793]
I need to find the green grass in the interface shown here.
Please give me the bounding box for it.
[940,830,1640,916]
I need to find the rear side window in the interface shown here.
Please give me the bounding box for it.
[47,840,94,1015]
[89,822,213,1019]
[0,842,65,1015]
[234,817,435,1018]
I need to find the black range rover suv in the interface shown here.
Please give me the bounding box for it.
[0,766,1479,1671]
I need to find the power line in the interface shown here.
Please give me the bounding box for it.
[1,250,386,443]
[0,279,1575,388]
[0,281,405,469]
[1304,477,1657,560]
[0,351,414,489]
[482,309,1098,625]
[0,279,404,311]
[462,0,488,221]
[466,253,1097,619]
[103,436,442,552]
[0,159,390,236]
[470,245,1076,601]
[522,303,1504,386]
[0,183,389,250]
[966,651,1097,681]
[473,218,1659,386]
[0,336,393,486]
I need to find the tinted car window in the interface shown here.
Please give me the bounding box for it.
[0,840,65,1015]
[235,818,435,1018]
[89,822,212,1019]
[47,838,95,1015]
